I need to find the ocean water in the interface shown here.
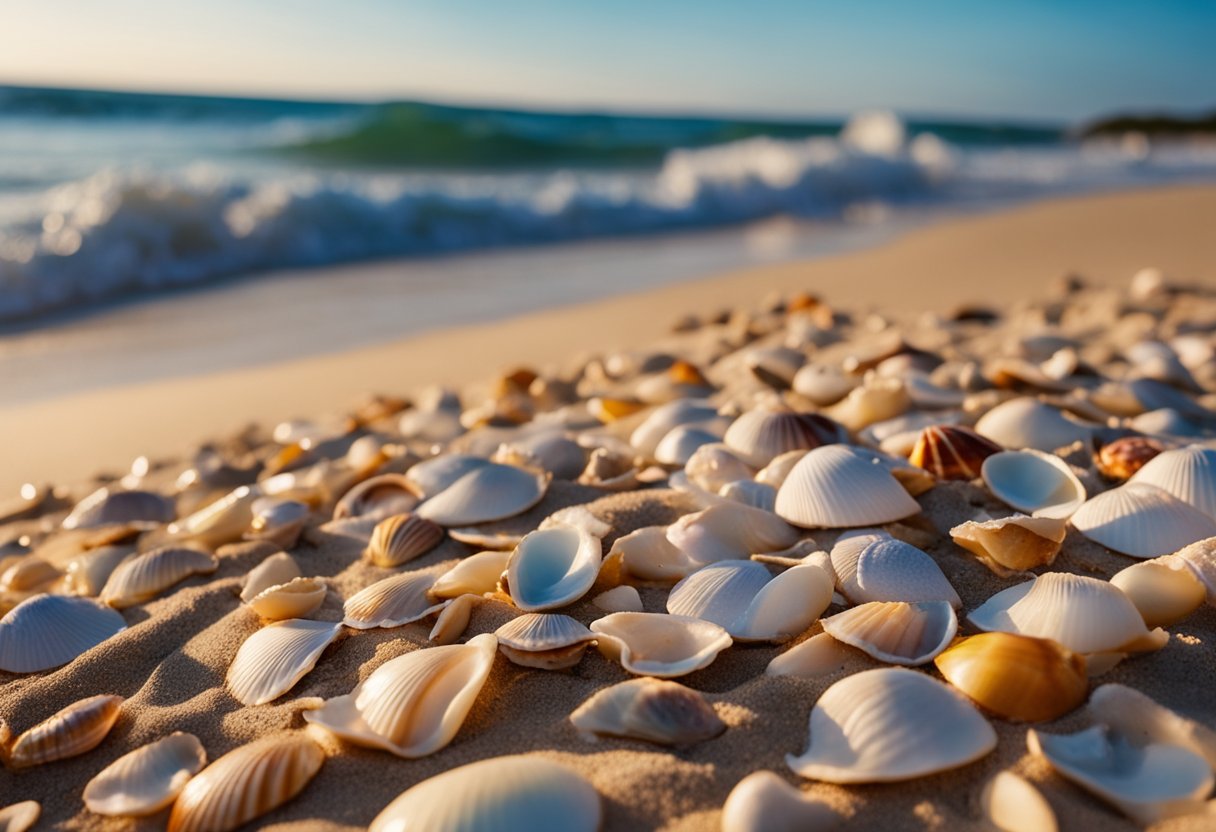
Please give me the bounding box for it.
[1,85,1215,324]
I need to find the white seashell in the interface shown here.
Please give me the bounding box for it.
[601,526,695,583]
[398,405,464,443]
[1176,536,1216,605]
[415,463,549,526]
[495,432,587,479]
[721,771,841,832]
[666,502,800,565]
[666,560,832,642]
[820,601,957,666]
[167,733,324,832]
[1071,482,1216,558]
[240,552,301,603]
[64,544,135,597]
[630,399,721,458]
[718,479,777,511]
[2,693,124,768]
[1110,556,1206,627]
[227,619,341,705]
[593,585,644,613]
[980,771,1058,832]
[570,677,724,744]
[304,634,497,758]
[829,534,961,608]
[333,474,422,522]
[83,732,207,816]
[244,498,309,548]
[245,577,327,620]
[1089,683,1216,769]
[968,572,1168,654]
[765,632,853,679]
[793,363,856,406]
[723,405,845,467]
[950,513,1066,576]
[975,397,1092,451]
[494,613,596,669]
[404,454,490,499]
[430,550,510,598]
[0,594,127,673]
[343,571,445,629]
[0,801,39,832]
[506,525,601,612]
[590,612,731,678]
[786,667,996,783]
[1129,445,1216,519]
[62,488,175,530]
[538,505,612,539]
[981,449,1086,520]
[775,445,921,528]
[654,425,720,466]
[827,375,909,432]
[368,755,601,832]
[684,443,754,493]
[754,449,808,488]
[365,513,445,567]
[168,485,260,548]
[100,546,218,608]
[744,346,805,388]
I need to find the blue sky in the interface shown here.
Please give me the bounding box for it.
[1,0,1212,121]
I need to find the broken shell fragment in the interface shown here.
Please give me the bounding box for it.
[721,771,841,832]
[4,694,123,768]
[981,449,1086,520]
[365,513,445,567]
[666,560,832,642]
[590,612,731,678]
[949,514,1066,576]
[820,600,957,666]
[775,445,921,528]
[570,677,724,745]
[83,732,207,817]
[0,593,127,673]
[100,546,218,608]
[415,463,549,526]
[829,534,961,608]
[908,425,1002,481]
[226,619,342,705]
[343,571,445,629]
[1071,481,1216,558]
[765,632,853,679]
[593,585,644,613]
[601,526,693,583]
[430,550,510,599]
[494,613,596,669]
[245,576,327,620]
[506,525,601,612]
[1110,556,1206,627]
[980,771,1058,832]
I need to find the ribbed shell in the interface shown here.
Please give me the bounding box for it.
[304,634,497,758]
[415,464,549,526]
[226,619,341,705]
[908,425,1002,480]
[506,526,601,612]
[167,733,324,832]
[1128,446,1216,518]
[829,534,961,608]
[430,550,510,598]
[64,544,134,597]
[6,694,123,768]
[723,406,845,467]
[1071,481,1216,558]
[949,514,1066,576]
[100,546,218,608]
[821,601,957,666]
[0,801,40,832]
[981,450,1086,520]
[665,502,800,565]
[246,577,327,620]
[495,613,595,651]
[62,488,176,530]
[775,445,921,528]
[786,668,996,783]
[240,553,301,602]
[721,771,840,832]
[974,397,1091,451]
[570,677,725,745]
[0,594,127,673]
[365,513,445,567]
[83,732,207,816]
[343,572,444,629]
[1176,537,1216,605]
[589,612,732,678]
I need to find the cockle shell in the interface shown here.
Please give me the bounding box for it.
[505,525,601,612]
[304,634,497,758]
[240,552,301,602]
[1129,445,1216,519]
[368,755,601,832]
[950,514,1066,576]
[820,600,957,666]
[980,771,1058,832]
[245,577,326,620]
[0,801,39,832]
[666,502,800,565]
[343,572,445,629]
[415,463,549,526]
[570,677,725,744]
[62,488,175,531]
[333,474,422,521]
[1094,435,1165,480]
[1071,481,1216,558]
[590,612,732,678]
[786,667,996,783]
[593,585,644,613]
[765,632,853,679]
[226,619,341,705]
[908,425,1002,480]
[775,445,921,528]
[365,513,444,567]
[829,534,961,608]
[83,732,207,816]
[64,544,135,597]
[3,694,123,768]
[1110,556,1207,627]
[933,632,1088,722]
[494,613,597,669]
[666,560,832,642]
[244,497,310,549]
[167,733,324,832]
[981,449,1086,520]
[974,397,1092,451]
[0,594,127,673]
[99,546,218,608]
[722,405,845,467]
[721,771,841,832]
[683,443,753,493]
[430,550,510,598]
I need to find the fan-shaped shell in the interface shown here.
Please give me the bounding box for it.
[775,445,921,528]
[950,514,1066,576]
[821,601,957,666]
[244,498,309,548]
[786,667,995,783]
[5,694,123,768]
[506,526,601,612]
[64,544,134,597]
[495,613,596,669]
[975,397,1092,451]
[570,677,724,744]
[167,733,324,832]
[981,450,1086,520]
[1110,556,1206,627]
[227,619,341,705]
[0,801,39,832]
[666,502,800,565]
[100,546,217,608]
[1071,481,1216,558]
[590,612,731,678]
[304,633,497,758]
[365,513,444,568]
[0,594,127,673]
[829,534,961,608]
[430,550,510,599]
[981,771,1058,832]
[83,732,207,816]
[240,552,301,602]
[908,425,1002,480]
[343,572,445,629]
[666,560,832,642]
[1130,446,1216,519]
[62,488,175,531]
[245,577,327,620]
[723,405,844,467]
[415,464,549,526]
[721,771,841,832]
[368,755,601,832]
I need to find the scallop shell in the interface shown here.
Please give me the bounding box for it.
[368,755,601,832]
[934,632,1088,722]
[570,677,724,744]
[404,454,490,499]
[1095,435,1165,480]
[593,585,644,613]
[1071,481,1216,558]
[506,525,601,612]
[974,397,1092,451]
[821,601,957,666]
[765,632,853,679]
[908,425,1002,480]
[415,463,549,526]
[666,560,832,642]
[246,577,327,620]
[829,534,961,608]
[721,771,841,832]
[1110,556,1207,627]
[64,544,135,597]
[240,552,302,603]
[343,572,445,629]
[968,572,1167,654]
[666,502,800,565]
[494,613,596,669]
[304,633,497,758]
[590,612,732,678]
[981,771,1058,832]
[333,474,422,522]
[0,594,127,673]
[167,733,324,832]
[0,801,39,832]
[1129,445,1216,519]
[226,619,341,705]
[83,732,207,816]
[62,488,175,531]
[723,405,845,467]
[950,514,1066,576]
[981,449,1085,520]
[683,443,754,493]
[430,550,510,598]
[775,445,921,528]
[4,694,123,768]
[244,498,310,548]
[364,513,445,568]
[786,667,996,783]
[100,546,218,608]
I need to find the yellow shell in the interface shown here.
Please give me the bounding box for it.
[3,694,123,768]
[365,513,444,568]
[1110,556,1206,628]
[950,514,1066,576]
[909,425,1002,481]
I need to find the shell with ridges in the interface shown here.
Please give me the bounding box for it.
[821,600,957,666]
[829,534,961,608]
[332,474,422,522]
[1110,556,1206,627]
[99,546,218,609]
[590,612,731,678]
[0,594,127,673]
[974,397,1092,451]
[569,677,725,745]
[365,513,444,567]
[950,514,1066,576]
[908,425,1002,480]
[415,463,549,526]
[666,502,800,565]
[721,771,841,832]
[723,404,845,467]
[775,445,921,528]
[1128,445,1216,518]
[343,571,444,629]
[981,771,1058,832]
[666,560,832,642]
[506,525,601,612]
[981,449,1086,520]
[494,613,596,669]
[4,694,123,768]
[62,488,175,531]
[1175,536,1216,605]
[245,576,326,620]
[1071,481,1216,558]
[226,619,341,705]
[430,550,510,598]
[83,732,207,816]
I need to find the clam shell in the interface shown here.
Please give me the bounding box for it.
[0,594,127,673]
[333,474,422,522]
[404,454,490,499]
[64,544,135,597]
[718,479,777,512]
[227,619,341,705]
[601,526,695,584]
[5,694,123,768]
[775,445,921,528]
[304,633,497,758]
[786,667,996,783]
[1129,445,1216,519]
[167,733,324,832]
[630,399,722,458]
[1071,481,1216,558]
[723,405,845,467]
[83,732,207,816]
[950,513,1066,576]
[368,755,601,832]
[829,534,961,608]
[430,550,510,598]
[365,513,445,568]
[506,525,601,612]
[495,613,596,669]
[981,771,1058,832]
[721,771,840,832]
[100,546,218,608]
[821,600,957,666]
[974,397,1092,451]
[1110,556,1206,627]
[570,677,725,744]
[683,443,754,493]
[666,560,832,642]
[934,632,1087,722]
[246,577,327,620]
[0,801,39,832]
[244,497,309,548]
[593,585,644,613]
[240,552,302,603]
[908,425,1001,480]
[343,572,445,629]
[168,485,259,548]
[981,449,1086,520]
[415,463,549,526]
[590,612,731,678]
[62,488,175,531]
[666,502,800,565]
[765,632,852,679]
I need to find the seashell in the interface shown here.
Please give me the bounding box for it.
[683,443,754,493]
[908,425,1001,480]
[775,445,921,528]
[786,667,996,783]
[827,375,910,432]
[539,505,612,539]
[369,755,601,832]
[167,733,324,832]
[246,577,327,620]
[588,395,647,423]
[1089,683,1216,768]
[630,399,722,458]
[428,593,479,644]
[494,613,597,669]
[974,397,1092,451]
[398,405,464,444]
[666,502,800,565]
[0,801,39,832]
[240,552,301,602]
[83,732,207,816]
[1126,341,1203,391]
[723,405,845,467]
[494,433,586,480]
[1129,407,1206,438]
[100,546,217,609]
[986,357,1076,392]
[404,454,490,499]
[3,694,123,768]
[968,572,1167,654]
[950,513,1066,576]
[64,545,135,597]
[1071,481,1216,558]
[744,346,805,389]
[981,771,1058,832]
[718,479,777,511]
[858,409,962,458]
[820,600,956,666]
[765,632,853,679]
[343,571,445,629]
[0,594,127,673]
[430,550,510,598]
[1110,556,1207,627]
[600,526,695,584]
[754,449,807,488]
[1094,435,1166,480]
[244,497,310,548]
[0,558,59,592]
[635,360,715,403]
[667,560,832,642]
[446,527,524,550]
[1174,536,1216,605]
[227,619,342,705]
[847,445,936,497]
[365,513,444,568]
[62,488,175,531]
[168,485,260,548]
[721,771,840,832]
[1130,445,1216,519]
[593,585,644,613]
[506,525,601,612]
[934,632,1087,722]
[981,449,1086,520]
[578,446,645,490]
[333,474,422,522]
[415,463,549,526]
[829,534,961,608]
[304,634,497,758]
[903,373,966,410]
[570,677,724,744]
[792,364,857,406]
[590,612,731,678]
[654,425,720,466]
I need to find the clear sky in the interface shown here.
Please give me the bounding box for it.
[1,0,1212,122]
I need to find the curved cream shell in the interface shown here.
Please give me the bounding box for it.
[84,732,207,816]
[981,771,1058,832]
[820,601,957,666]
[590,612,731,678]
[1071,482,1216,558]
[415,464,548,526]
[721,771,841,832]
[343,572,444,629]
[775,445,920,528]
[100,547,218,609]
[430,550,510,598]
[246,577,327,620]
[666,502,800,565]
[0,594,127,673]
[569,677,725,745]
[240,552,301,603]
[227,619,342,706]
[974,397,1091,451]
[6,694,123,768]
[666,560,832,642]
